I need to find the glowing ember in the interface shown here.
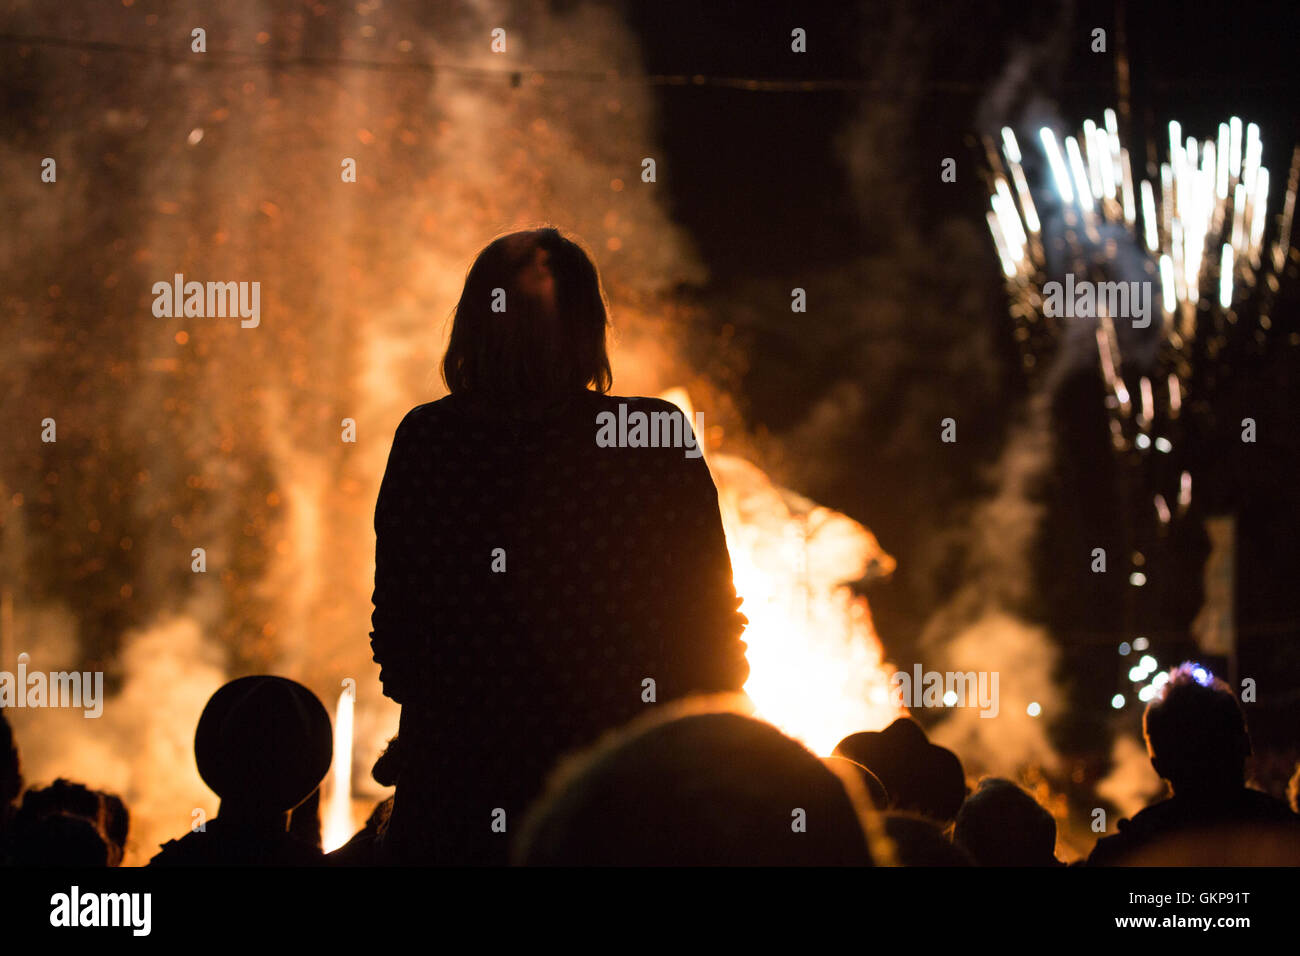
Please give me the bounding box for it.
[660,389,904,755]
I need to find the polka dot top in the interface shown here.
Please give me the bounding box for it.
[369,389,748,862]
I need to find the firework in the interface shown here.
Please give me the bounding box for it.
[983,111,1299,704]
[986,110,1297,493]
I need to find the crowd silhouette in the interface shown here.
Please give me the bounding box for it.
[3,665,1298,867]
[1,229,1297,867]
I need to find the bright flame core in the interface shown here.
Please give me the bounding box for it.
[660,389,905,755]
[322,685,355,852]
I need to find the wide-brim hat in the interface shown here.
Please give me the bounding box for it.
[195,675,333,812]
[834,717,966,822]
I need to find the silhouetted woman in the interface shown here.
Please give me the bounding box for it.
[370,227,748,864]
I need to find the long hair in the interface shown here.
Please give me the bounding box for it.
[442,227,613,402]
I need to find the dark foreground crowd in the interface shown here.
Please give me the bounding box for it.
[1,661,1297,867]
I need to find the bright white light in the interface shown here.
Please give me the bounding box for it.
[322,686,356,853]
[1203,140,1217,202]
[1097,128,1116,198]
[1141,180,1159,251]
[1012,169,1041,233]
[1140,655,1158,672]
[1120,148,1136,224]
[1138,685,1158,702]
[1065,136,1094,211]
[1027,702,1042,717]
[1251,168,1270,253]
[1133,636,1149,651]
[942,690,958,707]
[1111,694,1126,709]
[1230,116,1242,178]
[987,212,1017,277]
[1155,437,1172,453]
[1040,128,1074,204]
[1129,665,1147,682]
[1233,184,1248,250]
[994,179,1028,251]
[1084,120,1105,199]
[1152,672,1170,688]
[1220,244,1234,308]
[1136,434,1151,450]
[1244,123,1261,193]
[1217,122,1230,198]
[1159,254,1176,313]
[1001,127,1022,164]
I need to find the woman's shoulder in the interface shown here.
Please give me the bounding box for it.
[394,395,462,431]
[381,398,472,458]
[588,393,689,416]
[589,393,701,437]
[393,392,692,437]
[590,393,708,465]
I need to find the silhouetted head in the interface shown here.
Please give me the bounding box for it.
[517,695,880,865]
[1143,662,1249,796]
[100,792,130,864]
[195,675,333,818]
[10,812,109,866]
[953,777,1061,866]
[19,777,101,820]
[442,227,612,404]
[0,709,20,811]
[834,717,967,823]
[882,812,974,866]
[9,778,126,865]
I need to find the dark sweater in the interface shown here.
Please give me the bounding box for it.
[369,390,748,864]
[1087,785,1299,865]
[149,819,323,867]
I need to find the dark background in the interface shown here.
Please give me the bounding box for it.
[624,0,1300,762]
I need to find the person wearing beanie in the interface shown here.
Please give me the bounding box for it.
[150,675,333,866]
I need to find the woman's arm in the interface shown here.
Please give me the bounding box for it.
[369,409,427,706]
[665,443,750,698]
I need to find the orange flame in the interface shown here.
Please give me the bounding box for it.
[661,389,905,755]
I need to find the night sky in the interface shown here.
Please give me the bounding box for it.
[624,0,1300,757]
